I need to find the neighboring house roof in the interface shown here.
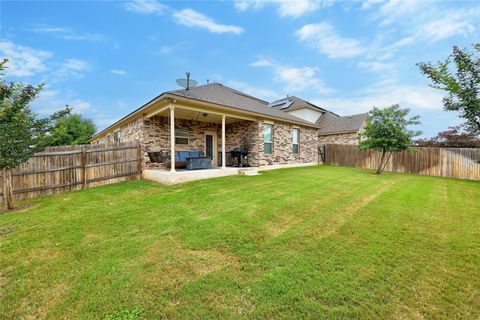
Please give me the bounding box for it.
[168,83,317,127]
[317,112,368,135]
[269,95,336,115]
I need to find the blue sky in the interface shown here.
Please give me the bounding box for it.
[1,0,479,137]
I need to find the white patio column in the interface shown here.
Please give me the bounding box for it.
[170,105,175,173]
[222,115,226,169]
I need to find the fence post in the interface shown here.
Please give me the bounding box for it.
[2,168,14,210]
[82,146,87,189]
[137,142,142,179]
[324,144,327,164]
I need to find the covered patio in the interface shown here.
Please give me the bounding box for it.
[142,98,260,172]
[143,166,259,185]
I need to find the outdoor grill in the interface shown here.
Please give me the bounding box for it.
[230,147,249,167]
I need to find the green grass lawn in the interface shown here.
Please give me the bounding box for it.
[1,165,479,319]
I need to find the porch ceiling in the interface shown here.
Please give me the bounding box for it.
[154,107,247,124]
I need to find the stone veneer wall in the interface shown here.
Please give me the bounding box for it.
[257,121,319,166]
[94,117,145,145]
[93,116,319,168]
[318,132,358,145]
[225,120,261,167]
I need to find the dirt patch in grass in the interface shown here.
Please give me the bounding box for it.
[81,232,101,244]
[25,247,60,265]
[0,272,7,300]
[136,236,238,291]
[19,282,70,320]
[0,224,15,237]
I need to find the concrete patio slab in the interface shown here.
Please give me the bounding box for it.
[143,162,317,185]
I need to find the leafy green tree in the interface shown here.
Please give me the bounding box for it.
[0,59,69,209]
[417,43,480,133]
[43,113,96,147]
[359,105,421,174]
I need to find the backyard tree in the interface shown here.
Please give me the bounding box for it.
[359,105,421,174]
[0,59,69,209]
[42,113,96,147]
[417,43,480,133]
[415,125,480,148]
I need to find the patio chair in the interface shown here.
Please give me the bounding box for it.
[147,151,159,163]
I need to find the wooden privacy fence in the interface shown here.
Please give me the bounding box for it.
[0,142,142,204]
[325,144,480,181]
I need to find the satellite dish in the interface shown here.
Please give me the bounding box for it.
[176,72,197,90]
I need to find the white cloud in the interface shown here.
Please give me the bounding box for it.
[418,10,477,42]
[251,59,334,94]
[116,99,129,109]
[124,0,168,14]
[361,0,385,9]
[234,0,263,12]
[32,88,118,131]
[311,80,443,116]
[124,2,243,35]
[111,69,128,75]
[234,0,332,18]
[62,58,89,71]
[52,58,90,81]
[276,0,323,18]
[172,9,244,34]
[369,0,428,26]
[160,45,174,54]
[249,59,273,67]
[357,61,395,73]
[226,80,279,101]
[32,89,92,116]
[159,41,190,55]
[296,22,366,59]
[0,40,52,77]
[32,25,106,41]
[364,0,479,41]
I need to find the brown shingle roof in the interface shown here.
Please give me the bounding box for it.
[317,112,368,135]
[168,83,318,127]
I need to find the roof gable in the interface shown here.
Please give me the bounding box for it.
[317,112,368,135]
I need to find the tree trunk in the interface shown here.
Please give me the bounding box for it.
[2,168,15,210]
[380,152,392,174]
[376,149,386,174]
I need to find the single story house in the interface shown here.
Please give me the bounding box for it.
[91,83,367,171]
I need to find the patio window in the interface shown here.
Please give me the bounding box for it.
[175,128,189,145]
[114,130,121,143]
[292,128,299,155]
[263,124,273,154]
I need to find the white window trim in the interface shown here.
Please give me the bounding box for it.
[292,128,299,155]
[263,123,273,155]
[175,128,189,145]
[113,130,121,143]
